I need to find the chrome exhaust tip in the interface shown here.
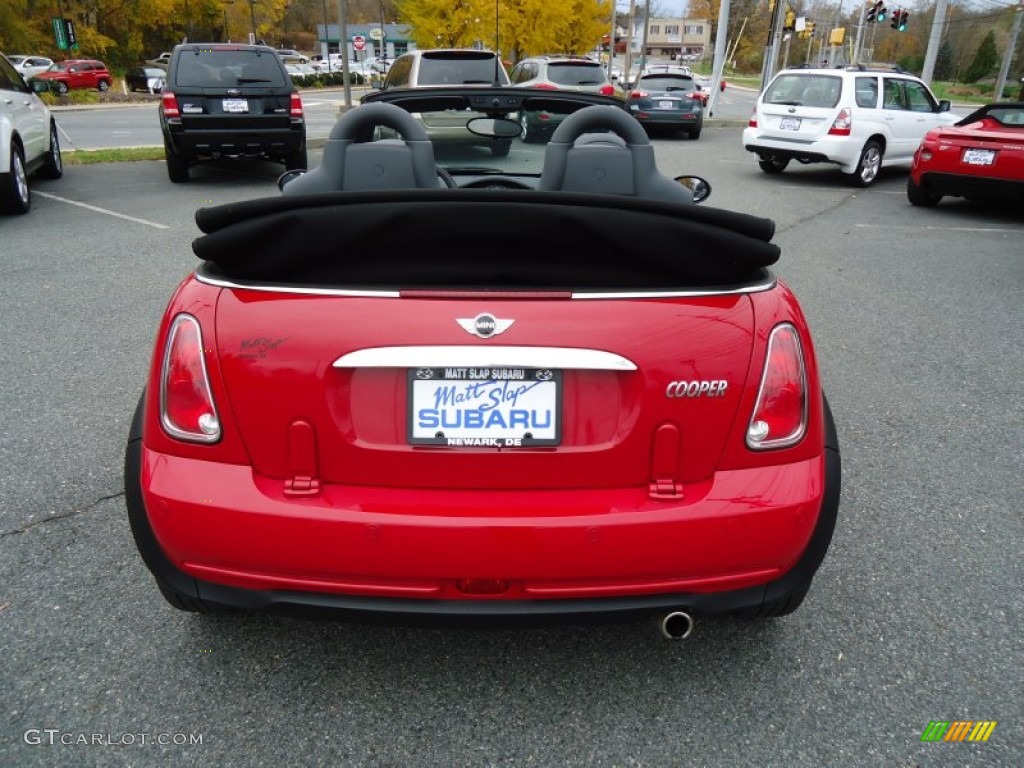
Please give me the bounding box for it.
[659,611,694,640]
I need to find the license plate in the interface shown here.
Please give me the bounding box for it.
[658,100,676,109]
[222,98,249,113]
[408,367,561,447]
[780,117,801,131]
[962,148,995,165]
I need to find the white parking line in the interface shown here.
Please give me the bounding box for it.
[35,192,169,229]
[856,223,1020,233]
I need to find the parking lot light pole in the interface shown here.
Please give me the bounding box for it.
[248,0,257,42]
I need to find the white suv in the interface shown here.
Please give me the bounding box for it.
[0,52,63,214]
[742,66,958,186]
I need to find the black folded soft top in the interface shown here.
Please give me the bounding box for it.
[193,189,780,291]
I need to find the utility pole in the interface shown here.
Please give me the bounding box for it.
[761,0,787,91]
[337,0,351,108]
[921,0,949,85]
[994,1,1023,100]
[853,1,868,65]
[708,0,731,115]
[640,2,651,72]
[625,0,636,86]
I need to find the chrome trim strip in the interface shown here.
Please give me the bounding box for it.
[196,272,401,298]
[196,271,777,299]
[572,280,777,299]
[334,346,637,370]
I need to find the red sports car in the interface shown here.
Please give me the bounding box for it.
[125,88,841,638]
[907,101,1024,206]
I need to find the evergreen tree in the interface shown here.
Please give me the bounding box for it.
[933,37,955,82]
[963,30,998,83]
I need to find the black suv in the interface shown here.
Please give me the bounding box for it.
[160,43,306,182]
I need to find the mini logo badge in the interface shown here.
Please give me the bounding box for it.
[457,313,514,339]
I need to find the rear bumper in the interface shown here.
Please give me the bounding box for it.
[742,128,852,167]
[916,170,1024,201]
[632,110,702,126]
[125,412,841,622]
[163,120,305,159]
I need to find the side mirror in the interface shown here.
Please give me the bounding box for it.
[939,99,951,112]
[675,175,711,204]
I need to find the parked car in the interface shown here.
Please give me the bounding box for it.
[33,59,113,93]
[627,72,705,139]
[0,53,63,214]
[379,50,512,155]
[907,101,1024,206]
[125,66,167,93]
[145,52,172,68]
[276,49,309,64]
[125,87,841,634]
[743,66,959,186]
[510,56,621,141]
[6,55,55,80]
[159,43,306,183]
[380,49,509,89]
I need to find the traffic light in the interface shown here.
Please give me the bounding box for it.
[866,0,886,23]
[876,2,888,22]
[799,21,816,40]
[784,9,797,32]
[891,8,900,29]
[898,10,909,31]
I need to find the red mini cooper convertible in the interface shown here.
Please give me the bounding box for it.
[125,88,840,638]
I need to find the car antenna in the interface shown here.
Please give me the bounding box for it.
[492,0,500,86]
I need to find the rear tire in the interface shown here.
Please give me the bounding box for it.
[758,156,789,174]
[38,122,63,180]
[98,79,110,92]
[907,176,941,207]
[846,140,882,187]
[165,141,190,183]
[689,124,702,140]
[284,148,307,171]
[1,143,31,214]
[520,112,539,143]
[56,81,69,94]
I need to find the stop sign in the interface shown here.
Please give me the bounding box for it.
[352,35,365,51]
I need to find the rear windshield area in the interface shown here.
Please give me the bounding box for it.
[418,52,508,85]
[638,75,697,92]
[764,74,842,108]
[546,63,606,86]
[173,49,288,88]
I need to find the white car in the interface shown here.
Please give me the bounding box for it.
[6,55,55,79]
[0,53,62,214]
[742,66,959,186]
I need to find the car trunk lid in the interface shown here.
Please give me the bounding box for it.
[213,293,755,491]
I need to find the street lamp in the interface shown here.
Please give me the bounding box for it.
[321,0,333,72]
[223,0,234,42]
[248,0,257,43]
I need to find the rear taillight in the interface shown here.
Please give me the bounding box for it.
[290,92,304,118]
[629,89,648,99]
[532,83,558,90]
[599,84,615,96]
[748,108,757,128]
[161,91,179,118]
[746,324,807,450]
[160,314,221,443]
[828,107,852,136]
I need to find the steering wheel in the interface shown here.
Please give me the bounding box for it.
[460,177,533,190]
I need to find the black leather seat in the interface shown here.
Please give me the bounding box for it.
[538,106,693,203]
